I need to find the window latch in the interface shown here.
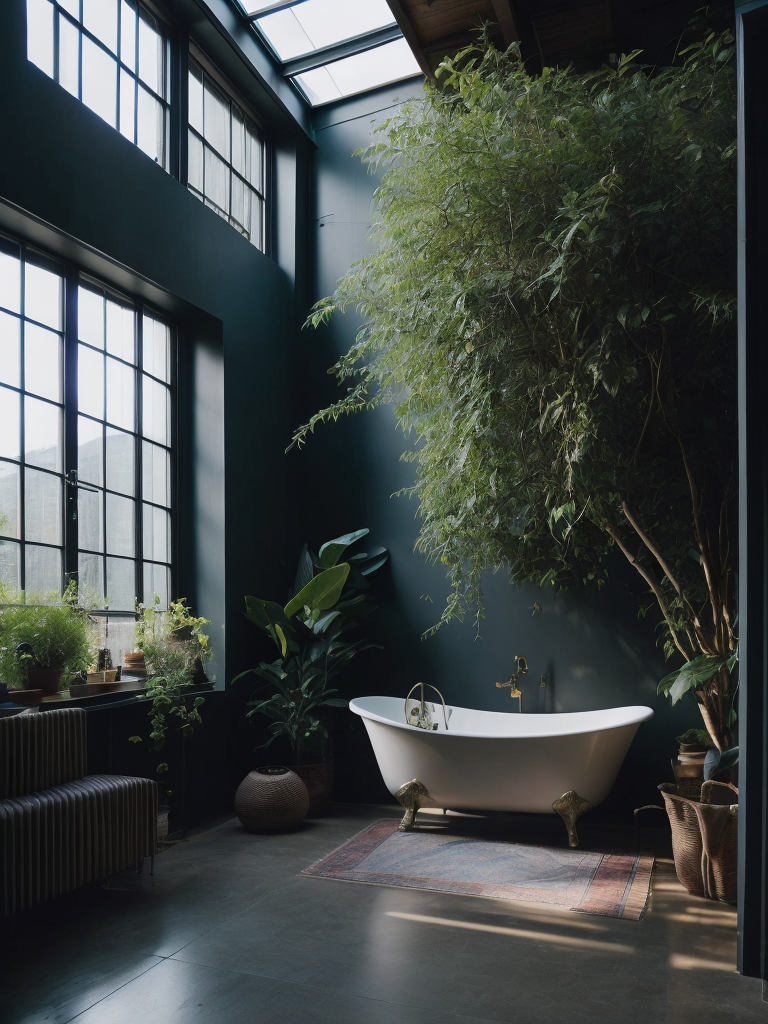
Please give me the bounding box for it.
[65,470,98,522]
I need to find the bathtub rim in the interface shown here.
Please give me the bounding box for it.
[349,695,654,740]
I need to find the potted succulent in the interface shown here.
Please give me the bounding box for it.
[0,582,97,697]
[234,529,387,812]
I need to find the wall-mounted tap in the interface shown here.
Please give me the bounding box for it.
[495,655,529,712]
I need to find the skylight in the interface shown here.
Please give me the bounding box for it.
[233,0,422,106]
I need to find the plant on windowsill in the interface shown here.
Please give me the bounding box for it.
[233,529,388,812]
[129,597,212,833]
[0,581,97,698]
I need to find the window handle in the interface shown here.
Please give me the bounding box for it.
[65,470,98,494]
[66,470,98,522]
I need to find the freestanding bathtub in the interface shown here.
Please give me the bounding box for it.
[349,696,653,845]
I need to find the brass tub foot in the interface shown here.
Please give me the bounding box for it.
[553,790,593,848]
[395,779,430,831]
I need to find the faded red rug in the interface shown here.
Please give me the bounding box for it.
[302,819,653,920]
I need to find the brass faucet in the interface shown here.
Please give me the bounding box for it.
[495,655,529,712]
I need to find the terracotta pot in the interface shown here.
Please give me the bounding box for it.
[7,689,43,706]
[26,668,63,696]
[291,760,335,817]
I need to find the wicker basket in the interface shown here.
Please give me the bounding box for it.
[658,780,738,902]
[234,767,309,832]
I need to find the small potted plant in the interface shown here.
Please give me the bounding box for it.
[0,582,97,697]
[128,597,212,836]
[234,529,387,813]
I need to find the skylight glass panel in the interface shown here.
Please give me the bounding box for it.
[293,37,420,105]
[257,0,396,61]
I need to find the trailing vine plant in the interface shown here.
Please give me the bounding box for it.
[292,29,738,753]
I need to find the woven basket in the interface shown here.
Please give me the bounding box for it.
[658,780,738,902]
[234,767,309,832]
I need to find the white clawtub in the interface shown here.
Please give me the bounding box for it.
[349,696,653,845]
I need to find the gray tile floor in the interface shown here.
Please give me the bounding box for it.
[1,804,764,1024]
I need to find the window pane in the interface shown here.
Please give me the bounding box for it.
[203,77,230,161]
[204,146,229,214]
[27,0,54,77]
[142,376,169,444]
[143,562,169,609]
[188,131,204,195]
[143,503,169,561]
[142,441,169,507]
[106,556,135,610]
[143,315,170,382]
[83,0,118,55]
[25,544,61,595]
[24,397,62,473]
[82,35,118,128]
[248,190,263,249]
[138,10,163,96]
[0,250,21,314]
[78,415,104,487]
[78,345,104,419]
[246,126,263,192]
[189,62,203,134]
[0,388,20,460]
[137,85,164,164]
[25,468,62,544]
[106,356,134,429]
[59,14,80,98]
[78,486,104,552]
[231,176,246,236]
[78,287,105,349]
[0,539,20,589]
[106,492,134,556]
[0,462,20,539]
[24,323,62,402]
[59,0,79,16]
[106,426,135,495]
[25,263,62,330]
[105,552,134,606]
[232,107,245,176]
[79,550,104,602]
[121,0,137,71]
[0,312,21,388]
[106,299,135,362]
[119,68,136,141]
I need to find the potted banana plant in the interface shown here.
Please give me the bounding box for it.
[234,529,387,813]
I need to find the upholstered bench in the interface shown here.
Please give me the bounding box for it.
[0,708,157,917]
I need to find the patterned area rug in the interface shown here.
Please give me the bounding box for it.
[302,819,654,920]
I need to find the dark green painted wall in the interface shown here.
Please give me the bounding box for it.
[305,83,695,815]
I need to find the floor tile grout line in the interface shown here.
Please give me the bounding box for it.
[62,957,167,1024]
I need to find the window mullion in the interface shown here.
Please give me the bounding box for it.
[63,271,79,583]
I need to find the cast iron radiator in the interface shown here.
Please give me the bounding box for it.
[0,708,157,917]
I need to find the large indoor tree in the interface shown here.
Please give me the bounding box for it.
[294,28,737,752]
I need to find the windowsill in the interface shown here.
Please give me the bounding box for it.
[23,680,216,712]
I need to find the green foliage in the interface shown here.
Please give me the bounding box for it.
[0,582,97,688]
[133,596,211,750]
[235,530,388,764]
[294,30,737,750]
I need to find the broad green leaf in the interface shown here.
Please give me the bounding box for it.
[318,530,369,568]
[284,563,350,619]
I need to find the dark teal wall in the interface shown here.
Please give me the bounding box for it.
[305,82,695,814]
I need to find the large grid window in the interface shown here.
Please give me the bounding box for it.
[26,0,171,170]
[0,237,175,616]
[188,55,266,249]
